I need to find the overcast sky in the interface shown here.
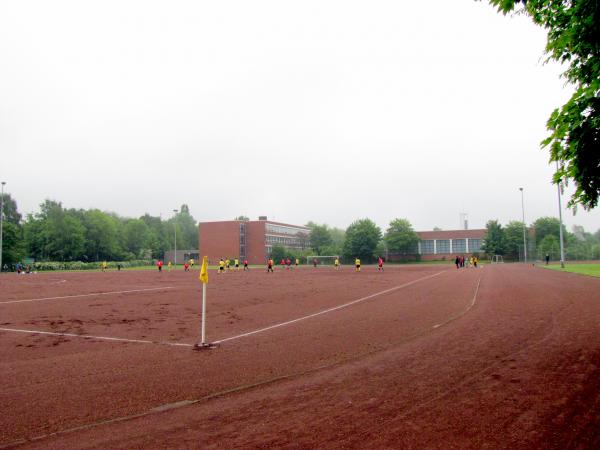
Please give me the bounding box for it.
[1,0,598,233]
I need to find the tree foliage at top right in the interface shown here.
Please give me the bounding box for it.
[484,0,599,210]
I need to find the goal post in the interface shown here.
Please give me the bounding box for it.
[491,255,504,264]
[306,256,340,266]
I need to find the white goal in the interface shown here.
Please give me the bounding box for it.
[306,256,340,266]
[491,255,504,264]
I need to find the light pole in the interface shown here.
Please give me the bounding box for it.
[519,187,527,263]
[173,209,178,267]
[0,181,5,272]
[556,162,565,268]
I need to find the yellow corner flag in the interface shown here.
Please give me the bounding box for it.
[199,256,209,284]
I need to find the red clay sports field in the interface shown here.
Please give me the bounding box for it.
[1,263,599,448]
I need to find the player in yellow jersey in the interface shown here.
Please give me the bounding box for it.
[334,257,340,270]
[234,258,239,270]
[167,261,172,271]
[295,258,299,268]
[225,259,230,270]
[101,261,108,272]
[355,258,361,272]
[189,258,195,268]
[218,258,225,273]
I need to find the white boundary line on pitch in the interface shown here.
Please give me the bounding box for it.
[0,287,174,305]
[431,275,481,329]
[0,327,194,347]
[212,270,446,345]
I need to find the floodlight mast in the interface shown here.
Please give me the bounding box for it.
[519,188,527,263]
[556,162,565,268]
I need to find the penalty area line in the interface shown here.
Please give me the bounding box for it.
[0,287,175,305]
[213,270,446,345]
[0,327,193,348]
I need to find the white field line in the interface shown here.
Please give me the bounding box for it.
[212,270,445,345]
[0,287,174,305]
[432,275,481,329]
[0,327,193,347]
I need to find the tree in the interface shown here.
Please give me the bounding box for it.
[384,218,419,255]
[0,193,22,224]
[123,219,151,258]
[342,219,382,262]
[1,222,25,266]
[307,223,333,255]
[539,234,560,260]
[234,215,250,221]
[270,245,288,263]
[24,200,86,261]
[140,214,169,258]
[504,221,527,260]
[1,193,25,266]
[482,220,506,255]
[83,209,120,261]
[173,204,198,250]
[533,217,567,245]
[483,0,600,210]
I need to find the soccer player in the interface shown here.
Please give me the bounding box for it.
[243,259,249,271]
[334,257,340,270]
[167,261,172,271]
[219,258,225,274]
[101,261,108,272]
[313,258,318,268]
[189,258,195,268]
[267,258,274,273]
[286,258,291,270]
[355,257,361,272]
[378,256,384,271]
[295,258,299,268]
[184,262,190,272]
[225,258,230,270]
[157,260,163,272]
[234,258,239,270]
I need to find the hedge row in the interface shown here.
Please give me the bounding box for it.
[31,260,155,271]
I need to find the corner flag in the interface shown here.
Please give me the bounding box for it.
[199,256,209,284]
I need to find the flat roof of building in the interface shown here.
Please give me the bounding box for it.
[417,229,486,239]
[199,219,310,230]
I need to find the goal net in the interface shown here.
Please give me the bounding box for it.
[491,255,504,264]
[306,256,340,266]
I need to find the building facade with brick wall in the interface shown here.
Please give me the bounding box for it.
[198,218,310,264]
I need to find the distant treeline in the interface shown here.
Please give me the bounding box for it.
[482,218,600,261]
[1,196,198,265]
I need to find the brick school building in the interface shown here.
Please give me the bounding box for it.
[198,217,310,265]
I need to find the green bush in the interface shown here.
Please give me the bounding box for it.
[32,260,154,271]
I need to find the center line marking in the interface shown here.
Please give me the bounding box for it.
[212,270,446,345]
[0,287,174,305]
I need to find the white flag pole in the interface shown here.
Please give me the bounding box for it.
[201,282,207,345]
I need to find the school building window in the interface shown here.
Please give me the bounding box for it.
[420,240,434,254]
[469,239,482,252]
[452,239,466,253]
[436,239,450,253]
